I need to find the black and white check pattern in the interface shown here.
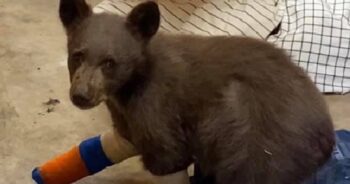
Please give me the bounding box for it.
[268,0,350,94]
[94,0,282,38]
[94,0,350,94]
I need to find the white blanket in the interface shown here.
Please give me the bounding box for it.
[268,0,350,93]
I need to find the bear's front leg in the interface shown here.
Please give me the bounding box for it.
[127,95,193,175]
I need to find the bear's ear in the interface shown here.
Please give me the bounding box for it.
[126,1,160,41]
[59,0,92,31]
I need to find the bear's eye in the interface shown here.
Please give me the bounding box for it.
[101,57,116,70]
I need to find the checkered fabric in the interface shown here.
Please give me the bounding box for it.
[94,0,282,38]
[94,0,350,94]
[268,0,350,94]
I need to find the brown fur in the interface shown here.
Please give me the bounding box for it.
[59,1,335,184]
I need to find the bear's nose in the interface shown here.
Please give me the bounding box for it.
[71,94,91,108]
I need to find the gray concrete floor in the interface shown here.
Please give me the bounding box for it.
[0,0,349,184]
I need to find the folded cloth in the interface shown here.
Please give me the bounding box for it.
[190,130,350,184]
[305,130,350,184]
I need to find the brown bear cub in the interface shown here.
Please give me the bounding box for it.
[59,0,335,183]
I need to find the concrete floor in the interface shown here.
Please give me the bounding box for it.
[0,0,349,184]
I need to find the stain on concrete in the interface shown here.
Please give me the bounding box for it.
[0,103,19,125]
[42,98,60,114]
[0,101,19,141]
